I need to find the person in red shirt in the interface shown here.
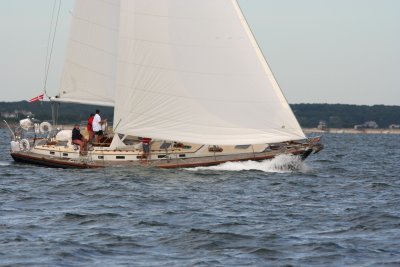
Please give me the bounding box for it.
[86,113,94,143]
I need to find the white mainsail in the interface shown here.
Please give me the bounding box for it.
[113,0,305,145]
[55,0,120,106]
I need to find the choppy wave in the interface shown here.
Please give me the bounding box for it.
[2,130,400,266]
[187,154,310,173]
[0,161,11,166]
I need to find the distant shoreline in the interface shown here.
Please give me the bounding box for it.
[304,128,400,135]
[2,123,400,135]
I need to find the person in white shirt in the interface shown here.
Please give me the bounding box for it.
[92,109,106,143]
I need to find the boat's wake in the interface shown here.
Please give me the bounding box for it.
[186,154,310,173]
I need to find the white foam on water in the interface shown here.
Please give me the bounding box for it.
[186,154,310,173]
[0,161,11,166]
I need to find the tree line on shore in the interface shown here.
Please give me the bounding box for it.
[1,101,399,128]
[291,103,400,128]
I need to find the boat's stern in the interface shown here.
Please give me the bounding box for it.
[10,140,21,152]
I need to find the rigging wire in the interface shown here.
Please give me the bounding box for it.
[43,0,62,99]
[43,0,57,91]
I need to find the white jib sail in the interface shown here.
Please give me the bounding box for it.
[55,0,120,106]
[113,0,306,145]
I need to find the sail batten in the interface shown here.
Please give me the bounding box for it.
[51,98,114,107]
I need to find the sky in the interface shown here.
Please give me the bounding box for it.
[0,0,399,105]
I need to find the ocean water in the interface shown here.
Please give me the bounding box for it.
[1,129,400,266]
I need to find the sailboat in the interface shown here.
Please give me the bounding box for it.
[9,0,323,168]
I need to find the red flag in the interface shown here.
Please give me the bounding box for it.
[28,93,44,103]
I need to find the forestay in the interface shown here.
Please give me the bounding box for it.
[54,0,120,106]
[113,0,305,145]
